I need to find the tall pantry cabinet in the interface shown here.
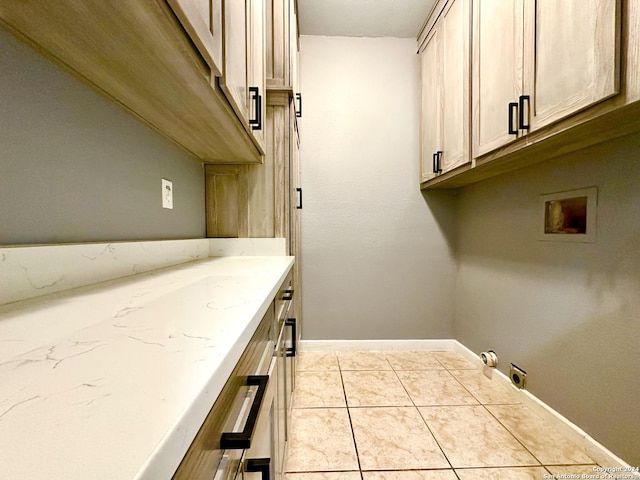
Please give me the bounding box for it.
[205,0,303,341]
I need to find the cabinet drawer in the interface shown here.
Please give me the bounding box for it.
[275,270,293,325]
[172,304,274,480]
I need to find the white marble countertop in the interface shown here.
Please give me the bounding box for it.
[0,255,294,480]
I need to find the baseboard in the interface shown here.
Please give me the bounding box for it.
[299,339,457,351]
[453,341,631,469]
[299,338,631,469]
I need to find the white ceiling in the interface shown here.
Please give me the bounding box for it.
[297,0,437,38]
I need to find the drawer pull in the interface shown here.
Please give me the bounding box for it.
[295,93,302,118]
[220,375,269,449]
[508,102,518,135]
[249,87,262,131]
[283,288,294,301]
[519,95,530,130]
[296,187,303,210]
[286,318,297,358]
[245,457,271,480]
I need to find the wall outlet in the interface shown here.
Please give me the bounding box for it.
[162,178,173,209]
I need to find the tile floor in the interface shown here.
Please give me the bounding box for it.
[285,350,600,480]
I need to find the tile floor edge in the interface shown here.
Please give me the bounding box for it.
[299,339,457,351]
[452,340,632,469]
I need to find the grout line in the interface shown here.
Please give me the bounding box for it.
[481,403,550,468]
[338,361,364,478]
[439,362,548,469]
[386,353,459,476]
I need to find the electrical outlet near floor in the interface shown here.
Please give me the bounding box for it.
[162,178,173,209]
[510,363,527,389]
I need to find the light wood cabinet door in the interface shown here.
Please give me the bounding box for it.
[523,0,621,131]
[472,0,524,157]
[420,0,471,183]
[205,165,249,238]
[167,0,223,76]
[248,0,267,151]
[420,28,441,182]
[266,0,298,91]
[290,0,300,94]
[266,0,288,87]
[440,0,470,173]
[220,0,266,155]
[221,0,249,127]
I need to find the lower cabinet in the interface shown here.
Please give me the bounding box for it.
[242,358,279,480]
[173,274,297,480]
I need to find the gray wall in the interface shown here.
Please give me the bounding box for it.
[0,28,205,245]
[299,36,457,340]
[455,134,640,464]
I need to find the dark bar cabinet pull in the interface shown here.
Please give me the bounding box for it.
[283,288,294,301]
[245,458,271,480]
[220,375,268,449]
[436,150,443,173]
[286,318,297,358]
[295,187,303,209]
[432,152,438,174]
[249,87,262,131]
[508,102,518,135]
[519,95,530,130]
[295,93,302,118]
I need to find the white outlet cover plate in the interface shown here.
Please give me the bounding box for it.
[162,179,173,209]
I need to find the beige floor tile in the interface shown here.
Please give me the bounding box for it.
[350,406,449,470]
[342,370,412,407]
[363,470,457,480]
[297,351,340,371]
[419,405,539,468]
[432,351,477,370]
[285,408,359,472]
[397,370,479,406]
[338,351,392,370]
[487,404,595,465]
[293,371,346,408]
[384,351,445,370]
[455,467,548,479]
[449,370,520,404]
[285,473,362,480]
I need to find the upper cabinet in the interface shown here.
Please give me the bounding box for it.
[419,28,441,183]
[220,1,250,129]
[419,0,471,182]
[290,0,301,97]
[0,1,264,163]
[167,0,224,77]
[472,0,621,158]
[523,0,620,131]
[419,0,637,189]
[472,0,524,157]
[219,0,266,154]
[248,0,267,150]
[266,0,299,92]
